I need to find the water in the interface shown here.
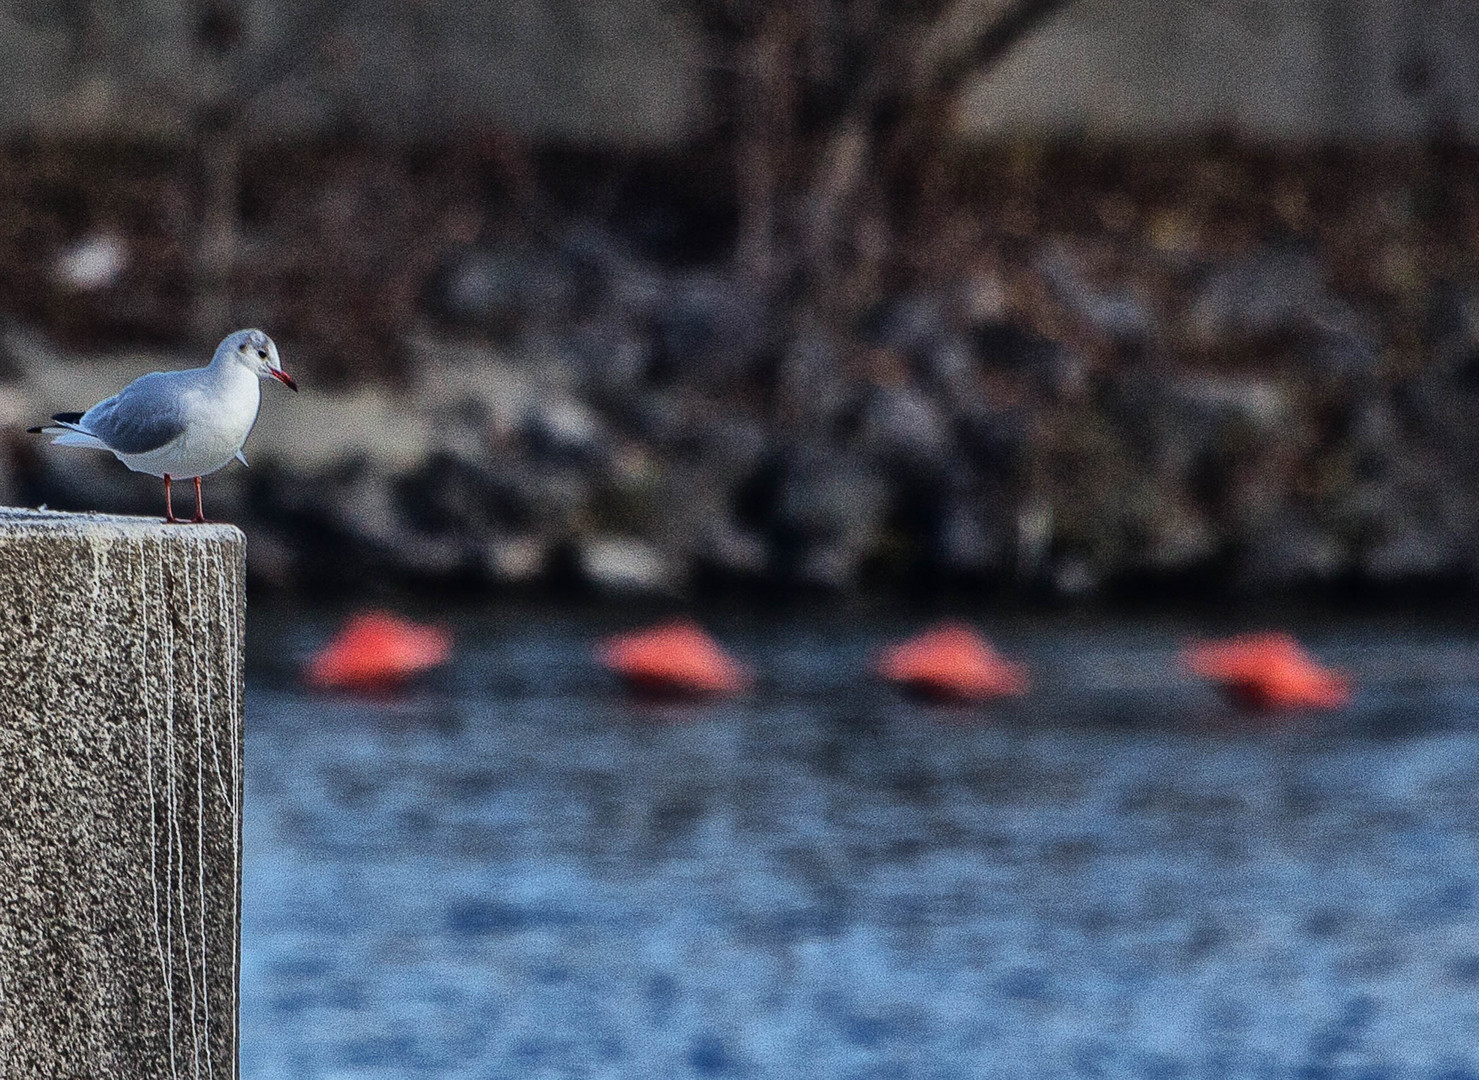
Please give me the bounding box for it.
[242,610,1479,1078]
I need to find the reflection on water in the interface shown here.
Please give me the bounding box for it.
[243,611,1479,1078]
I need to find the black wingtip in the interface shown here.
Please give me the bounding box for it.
[25,426,43,434]
[50,412,84,425]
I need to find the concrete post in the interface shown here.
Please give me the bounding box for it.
[0,509,244,1078]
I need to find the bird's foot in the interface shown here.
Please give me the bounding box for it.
[164,513,182,524]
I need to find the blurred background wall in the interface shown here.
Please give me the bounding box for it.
[965,0,1479,139]
[3,1,1478,142]
[0,0,700,142]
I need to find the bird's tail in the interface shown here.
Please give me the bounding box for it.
[26,412,108,449]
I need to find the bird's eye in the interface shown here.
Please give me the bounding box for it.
[238,343,248,352]
[257,349,267,359]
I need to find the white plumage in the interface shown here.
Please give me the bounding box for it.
[30,328,297,522]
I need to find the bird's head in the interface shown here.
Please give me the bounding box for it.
[217,328,297,391]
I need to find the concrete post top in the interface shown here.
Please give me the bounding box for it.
[0,506,245,545]
[0,502,245,1075]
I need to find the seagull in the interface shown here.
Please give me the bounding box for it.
[28,328,297,523]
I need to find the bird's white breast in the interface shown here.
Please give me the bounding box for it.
[117,367,261,479]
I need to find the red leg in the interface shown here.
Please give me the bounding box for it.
[163,474,179,524]
[191,476,206,524]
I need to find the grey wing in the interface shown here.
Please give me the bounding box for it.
[80,372,189,454]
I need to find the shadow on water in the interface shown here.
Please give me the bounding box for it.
[242,606,1479,1078]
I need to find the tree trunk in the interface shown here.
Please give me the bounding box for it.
[190,115,240,345]
[726,0,1081,327]
[735,11,792,286]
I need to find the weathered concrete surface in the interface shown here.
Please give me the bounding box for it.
[0,509,244,1079]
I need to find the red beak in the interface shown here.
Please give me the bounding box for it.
[271,369,298,392]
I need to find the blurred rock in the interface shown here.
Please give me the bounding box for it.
[562,223,663,314]
[524,394,606,462]
[1184,245,1382,374]
[1051,557,1100,597]
[773,446,888,589]
[776,323,854,428]
[566,322,652,393]
[1137,499,1219,573]
[1015,499,1054,580]
[1167,375,1288,430]
[578,536,682,595]
[970,322,1084,397]
[322,462,403,546]
[936,494,1012,578]
[650,272,769,388]
[858,385,953,469]
[1036,240,1152,346]
[921,333,981,410]
[1186,246,1324,344]
[695,516,768,578]
[776,447,885,544]
[697,413,769,481]
[1361,524,1452,583]
[959,267,1009,325]
[1428,283,1479,380]
[411,337,531,436]
[871,294,949,358]
[434,247,528,329]
[1237,514,1347,590]
[956,400,1029,470]
[381,530,472,579]
[0,319,26,383]
[482,535,550,585]
[795,543,863,591]
[238,526,298,591]
[53,232,127,292]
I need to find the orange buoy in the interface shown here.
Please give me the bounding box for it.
[875,621,1030,703]
[305,611,453,692]
[1181,632,1351,711]
[596,620,751,698]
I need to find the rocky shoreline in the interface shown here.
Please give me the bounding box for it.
[7,306,1479,602]
[5,140,1479,600]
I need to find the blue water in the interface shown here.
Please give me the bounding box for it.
[242,611,1479,1078]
